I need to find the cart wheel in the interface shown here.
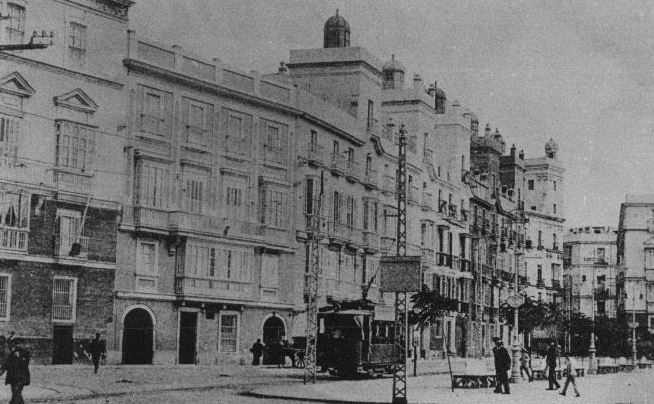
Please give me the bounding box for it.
[296,352,306,368]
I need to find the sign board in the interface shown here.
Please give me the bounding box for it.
[374,305,395,321]
[379,255,422,292]
[506,295,525,308]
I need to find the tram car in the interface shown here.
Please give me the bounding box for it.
[316,306,403,378]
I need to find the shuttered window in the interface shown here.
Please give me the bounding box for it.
[219,314,238,353]
[52,277,76,322]
[0,274,11,320]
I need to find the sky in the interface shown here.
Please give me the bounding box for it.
[130,0,654,228]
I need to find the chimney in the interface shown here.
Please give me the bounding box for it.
[427,84,436,97]
[511,144,516,156]
[484,124,491,137]
[519,150,525,160]
[413,73,422,88]
[278,61,288,74]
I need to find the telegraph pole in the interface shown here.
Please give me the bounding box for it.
[304,171,324,384]
[391,124,408,404]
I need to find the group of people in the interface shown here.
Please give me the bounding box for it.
[492,338,580,397]
[250,338,297,367]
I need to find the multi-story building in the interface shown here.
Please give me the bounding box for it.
[0,0,131,363]
[468,126,527,357]
[523,139,565,305]
[616,195,654,352]
[563,226,618,320]
[113,32,299,365]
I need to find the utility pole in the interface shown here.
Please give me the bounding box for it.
[391,124,408,404]
[304,171,324,384]
[630,288,638,365]
[588,266,597,374]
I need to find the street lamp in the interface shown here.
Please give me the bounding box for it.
[505,212,527,383]
[588,266,597,374]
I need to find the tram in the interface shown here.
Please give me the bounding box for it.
[316,303,403,378]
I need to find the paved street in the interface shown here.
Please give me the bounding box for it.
[1,362,651,403]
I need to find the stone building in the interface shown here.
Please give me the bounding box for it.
[563,226,618,320]
[616,195,654,353]
[0,0,131,363]
[523,139,565,305]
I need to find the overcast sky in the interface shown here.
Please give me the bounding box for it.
[130,0,654,228]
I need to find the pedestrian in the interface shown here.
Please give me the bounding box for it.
[0,339,30,404]
[560,353,580,397]
[88,333,105,374]
[250,338,263,366]
[492,337,511,394]
[545,340,561,390]
[520,347,533,382]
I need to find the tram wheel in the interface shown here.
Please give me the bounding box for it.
[295,352,306,368]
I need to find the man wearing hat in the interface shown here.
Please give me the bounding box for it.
[0,338,30,404]
[492,337,511,394]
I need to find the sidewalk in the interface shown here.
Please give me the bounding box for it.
[250,370,654,404]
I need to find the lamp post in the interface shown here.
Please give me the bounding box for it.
[630,290,638,366]
[506,212,527,383]
[588,269,597,374]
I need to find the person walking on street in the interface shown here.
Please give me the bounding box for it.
[0,339,30,404]
[560,353,581,397]
[250,338,264,366]
[545,340,561,390]
[520,347,533,382]
[492,337,511,394]
[88,333,105,374]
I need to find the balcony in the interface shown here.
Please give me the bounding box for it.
[438,199,447,214]
[345,160,362,182]
[363,167,378,189]
[307,143,325,166]
[0,227,28,253]
[363,230,380,253]
[169,211,266,239]
[53,170,92,195]
[327,221,362,246]
[380,235,396,253]
[500,270,514,283]
[330,153,346,176]
[54,235,89,258]
[224,138,251,157]
[460,209,469,223]
[420,192,433,211]
[133,206,170,230]
[436,252,452,267]
[408,185,420,205]
[551,279,562,289]
[584,257,608,266]
[176,276,251,300]
[536,278,545,288]
[448,204,458,220]
[519,275,528,286]
[451,256,460,270]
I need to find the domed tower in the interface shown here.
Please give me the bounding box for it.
[382,54,405,89]
[324,10,350,48]
[545,138,558,159]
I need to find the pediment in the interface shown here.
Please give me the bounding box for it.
[53,88,98,114]
[0,72,35,98]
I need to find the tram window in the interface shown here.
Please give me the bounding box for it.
[319,318,325,333]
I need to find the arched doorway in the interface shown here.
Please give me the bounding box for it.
[122,308,154,364]
[262,316,286,365]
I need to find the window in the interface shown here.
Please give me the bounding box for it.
[597,301,605,315]
[333,191,341,224]
[345,196,356,228]
[553,204,557,214]
[582,275,586,282]
[185,244,216,277]
[261,254,279,289]
[597,248,606,262]
[5,3,25,44]
[553,181,557,191]
[260,187,289,228]
[139,86,172,137]
[528,180,534,190]
[363,200,369,231]
[56,209,83,257]
[261,120,288,165]
[223,109,252,155]
[182,168,207,214]
[537,265,543,283]
[0,274,9,320]
[224,180,245,219]
[136,240,157,275]
[646,248,654,269]
[56,121,95,170]
[367,100,374,124]
[219,314,238,353]
[185,100,210,146]
[52,277,76,322]
[372,201,378,231]
[136,161,169,208]
[0,190,28,229]
[67,22,87,67]
[0,115,19,144]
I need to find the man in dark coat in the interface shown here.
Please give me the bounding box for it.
[250,339,263,366]
[545,340,561,390]
[0,339,30,404]
[492,337,511,394]
[88,333,105,374]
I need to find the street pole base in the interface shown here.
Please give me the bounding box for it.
[392,398,408,404]
[509,376,523,383]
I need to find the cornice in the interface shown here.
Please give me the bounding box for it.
[286,60,384,80]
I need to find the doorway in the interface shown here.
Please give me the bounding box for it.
[52,325,73,364]
[122,308,154,364]
[262,316,285,365]
[178,312,197,364]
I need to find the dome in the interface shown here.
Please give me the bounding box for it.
[382,54,406,74]
[324,9,350,31]
[323,10,351,48]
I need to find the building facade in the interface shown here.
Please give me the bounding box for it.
[616,195,654,354]
[563,226,618,320]
[0,0,131,363]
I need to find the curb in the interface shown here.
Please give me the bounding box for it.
[242,390,390,404]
